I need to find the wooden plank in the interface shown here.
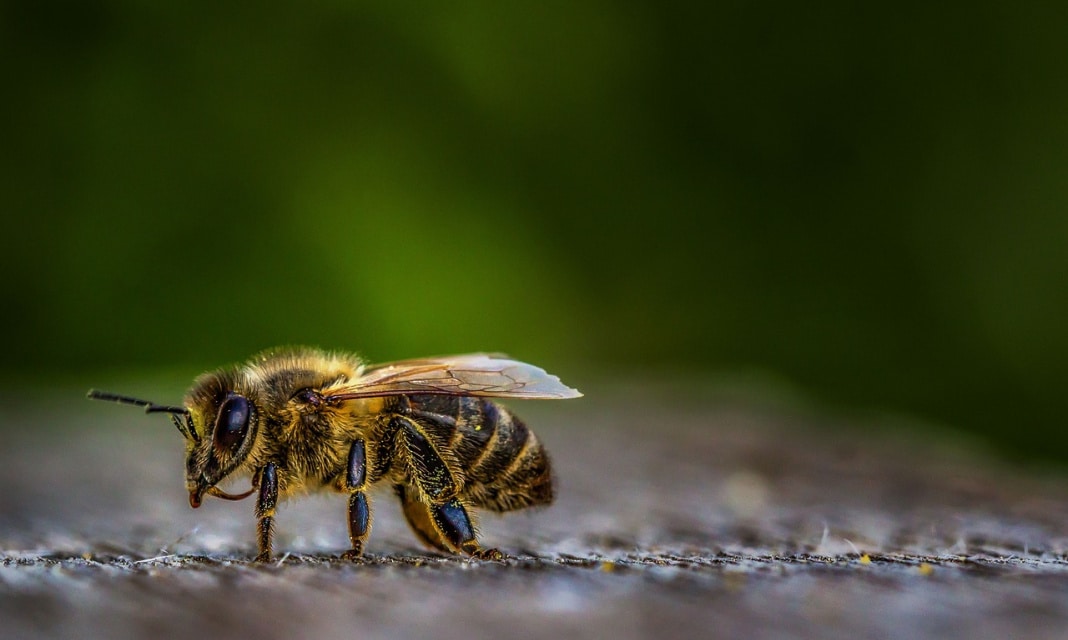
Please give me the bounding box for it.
[2,396,1066,640]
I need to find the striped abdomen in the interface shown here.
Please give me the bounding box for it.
[406,394,554,512]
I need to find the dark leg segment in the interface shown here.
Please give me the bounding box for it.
[433,500,499,559]
[255,462,278,562]
[344,492,370,559]
[392,415,500,559]
[434,499,476,550]
[394,415,458,502]
[342,439,372,559]
[346,439,367,489]
[433,499,501,559]
[396,485,502,560]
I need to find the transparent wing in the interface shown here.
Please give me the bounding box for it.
[324,354,582,401]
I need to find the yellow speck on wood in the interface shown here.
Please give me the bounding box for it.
[859,554,871,564]
[918,563,934,576]
[600,561,616,573]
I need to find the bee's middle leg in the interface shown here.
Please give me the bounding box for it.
[394,415,502,560]
[342,438,372,560]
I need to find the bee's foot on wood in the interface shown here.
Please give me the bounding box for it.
[471,547,504,561]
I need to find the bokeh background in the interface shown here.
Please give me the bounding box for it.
[3,2,1067,462]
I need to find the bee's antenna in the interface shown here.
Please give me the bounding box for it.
[87,389,189,414]
[87,389,199,442]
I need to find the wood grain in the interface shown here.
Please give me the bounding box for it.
[2,392,1067,640]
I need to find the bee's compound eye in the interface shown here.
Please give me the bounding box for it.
[213,394,251,453]
[293,388,322,407]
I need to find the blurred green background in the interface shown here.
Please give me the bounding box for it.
[3,2,1067,461]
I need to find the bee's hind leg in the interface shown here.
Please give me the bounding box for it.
[341,439,372,560]
[436,498,503,560]
[394,415,502,560]
[396,484,503,561]
[396,484,450,553]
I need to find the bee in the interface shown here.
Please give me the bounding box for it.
[87,347,581,561]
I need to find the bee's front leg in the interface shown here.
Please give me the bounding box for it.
[342,438,372,560]
[254,462,278,562]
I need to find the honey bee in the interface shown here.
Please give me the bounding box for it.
[88,347,580,561]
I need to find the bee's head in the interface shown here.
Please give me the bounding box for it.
[87,367,263,508]
[181,369,262,508]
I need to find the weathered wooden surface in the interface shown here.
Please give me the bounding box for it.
[2,390,1067,640]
